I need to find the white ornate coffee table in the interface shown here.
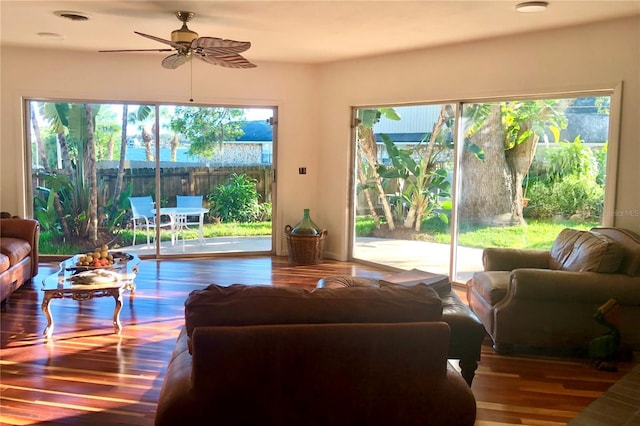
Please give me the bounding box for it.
[41,252,140,338]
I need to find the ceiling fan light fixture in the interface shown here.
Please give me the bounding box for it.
[171,24,199,44]
[515,1,549,13]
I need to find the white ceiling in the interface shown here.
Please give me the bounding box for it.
[1,1,639,64]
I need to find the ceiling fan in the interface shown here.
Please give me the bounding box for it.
[99,11,256,69]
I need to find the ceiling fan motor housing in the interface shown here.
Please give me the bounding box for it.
[171,11,198,44]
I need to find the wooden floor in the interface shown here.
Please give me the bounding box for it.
[1,256,637,425]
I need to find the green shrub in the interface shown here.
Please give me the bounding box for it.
[524,181,554,219]
[355,216,377,236]
[546,136,598,183]
[594,142,607,186]
[548,174,604,219]
[207,173,263,222]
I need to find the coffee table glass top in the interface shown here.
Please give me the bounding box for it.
[42,252,140,290]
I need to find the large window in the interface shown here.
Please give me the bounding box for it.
[27,99,275,257]
[352,93,616,283]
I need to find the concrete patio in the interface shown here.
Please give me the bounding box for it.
[122,235,484,283]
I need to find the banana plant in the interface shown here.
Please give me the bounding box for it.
[376,134,451,231]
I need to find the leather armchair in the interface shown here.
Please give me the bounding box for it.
[468,227,640,354]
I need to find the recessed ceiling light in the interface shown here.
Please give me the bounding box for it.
[53,10,90,21]
[515,1,549,13]
[37,32,65,40]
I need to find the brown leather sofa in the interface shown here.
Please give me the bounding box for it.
[317,274,485,386]
[469,227,640,354]
[1,217,40,303]
[155,283,476,426]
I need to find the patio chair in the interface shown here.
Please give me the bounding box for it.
[176,195,205,243]
[129,196,172,246]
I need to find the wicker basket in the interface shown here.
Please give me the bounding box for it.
[285,225,328,265]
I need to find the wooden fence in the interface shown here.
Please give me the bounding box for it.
[98,165,273,206]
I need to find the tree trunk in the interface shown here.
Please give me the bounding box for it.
[356,159,381,229]
[143,127,154,161]
[358,125,395,231]
[30,109,50,171]
[459,104,515,226]
[505,128,538,225]
[113,105,128,203]
[57,132,74,178]
[171,133,179,162]
[85,104,98,241]
[107,135,114,160]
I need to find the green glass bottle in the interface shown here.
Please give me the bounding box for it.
[291,209,319,235]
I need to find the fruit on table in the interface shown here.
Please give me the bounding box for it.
[76,245,115,267]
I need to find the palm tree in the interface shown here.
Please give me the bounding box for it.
[356,108,399,231]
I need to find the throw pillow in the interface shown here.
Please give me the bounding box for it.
[551,228,623,273]
[562,231,623,273]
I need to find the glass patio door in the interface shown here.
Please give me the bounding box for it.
[452,95,613,283]
[351,94,615,283]
[27,99,275,258]
[352,103,456,275]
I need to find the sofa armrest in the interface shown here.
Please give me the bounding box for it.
[505,268,640,304]
[483,248,550,271]
[0,218,39,276]
[155,330,197,426]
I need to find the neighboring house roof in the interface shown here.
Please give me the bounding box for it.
[237,120,273,142]
[375,133,431,143]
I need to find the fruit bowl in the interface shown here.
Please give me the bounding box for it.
[69,249,133,271]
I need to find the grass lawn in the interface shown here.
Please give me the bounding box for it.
[431,220,598,250]
[39,218,599,255]
[39,221,273,255]
[356,216,599,251]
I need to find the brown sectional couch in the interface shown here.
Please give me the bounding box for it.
[155,283,476,426]
[0,218,40,303]
[469,227,640,354]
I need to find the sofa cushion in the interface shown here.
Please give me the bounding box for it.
[550,228,623,273]
[0,238,31,266]
[471,271,511,305]
[592,228,640,277]
[0,254,9,273]
[316,275,380,288]
[184,283,443,352]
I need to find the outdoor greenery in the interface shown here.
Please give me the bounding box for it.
[207,173,271,223]
[526,136,605,220]
[170,107,245,159]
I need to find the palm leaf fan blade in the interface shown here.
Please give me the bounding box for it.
[196,53,256,69]
[162,54,191,69]
[191,37,251,55]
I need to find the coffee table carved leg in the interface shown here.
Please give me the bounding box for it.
[42,293,54,338]
[112,289,123,334]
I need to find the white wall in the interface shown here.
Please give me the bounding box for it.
[318,16,640,260]
[2,16,639,261]
[0,48,320,255]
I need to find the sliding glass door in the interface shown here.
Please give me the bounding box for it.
[453,95,612,282]
[27,99,275,258]
[352,103,456,276]
[352,94,615,283]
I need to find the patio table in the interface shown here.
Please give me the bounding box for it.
[159,207,209,245]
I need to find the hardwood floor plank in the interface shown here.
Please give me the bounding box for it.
[1,256,637,425]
